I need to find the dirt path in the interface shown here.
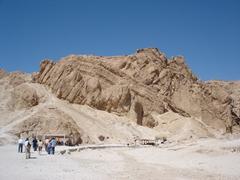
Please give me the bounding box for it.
[115,149,164,179]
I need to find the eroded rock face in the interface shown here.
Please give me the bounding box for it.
[207,81,240,127]
[0,72,40,110]
[10,83,39,109]
[33,48,239,132]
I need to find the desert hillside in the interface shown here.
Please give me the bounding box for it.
[0,48,239,145]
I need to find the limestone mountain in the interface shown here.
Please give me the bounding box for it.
[0,48,239,145]
[33,48,240,132]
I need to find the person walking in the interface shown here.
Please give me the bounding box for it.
[38,139,43,155]
[18,137,24,153]
[47,141,52,155]
[24,138,29,151]
[24,138,31,159]
[44,138,49,152]
[50,138,57,155]
[32,137,38,151]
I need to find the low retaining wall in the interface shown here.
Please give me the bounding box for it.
[59,144,136,155]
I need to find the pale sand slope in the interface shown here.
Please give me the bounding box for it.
[1,138,240,180]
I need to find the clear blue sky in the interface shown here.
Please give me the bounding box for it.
[0,0,239,80]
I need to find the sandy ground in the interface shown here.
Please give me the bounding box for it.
[0,138,240,180]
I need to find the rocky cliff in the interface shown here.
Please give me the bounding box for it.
[33,48,240,133]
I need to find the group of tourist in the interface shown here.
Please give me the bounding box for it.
[18,137,57,159]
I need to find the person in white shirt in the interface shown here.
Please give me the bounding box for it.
[18,137,24,153]
[24,138,29,147]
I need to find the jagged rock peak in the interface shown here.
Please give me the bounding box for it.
[136,47,162,55]
[135,48,167,62]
